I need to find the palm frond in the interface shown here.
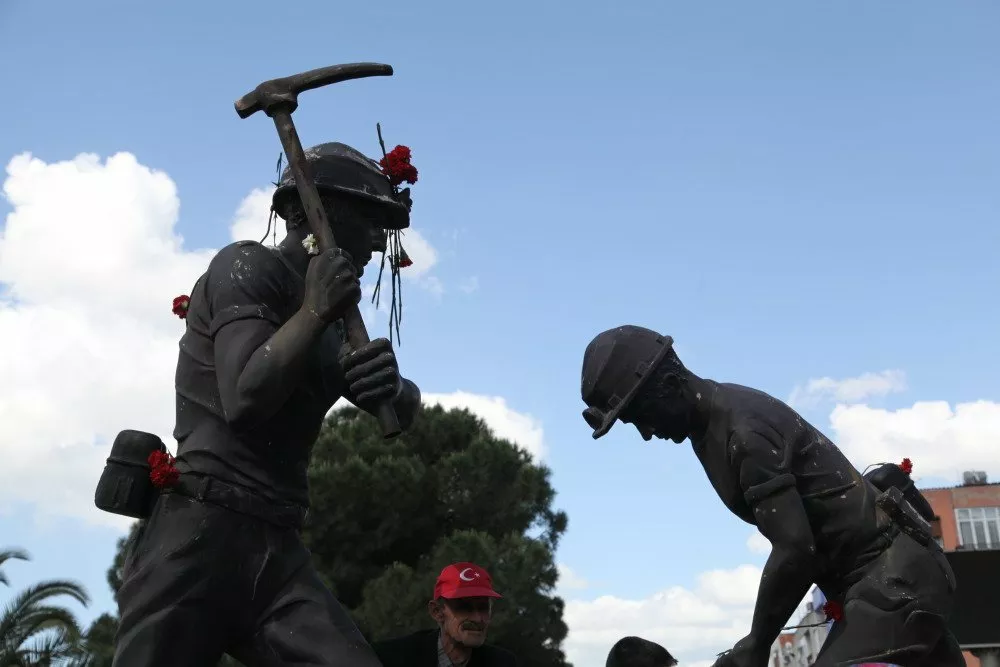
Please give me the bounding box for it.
[0,575,89,667]
[5,606,83,653]
[11,625,82,666]
[0,549,30,588]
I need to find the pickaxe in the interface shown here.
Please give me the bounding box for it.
[235,63,401,439]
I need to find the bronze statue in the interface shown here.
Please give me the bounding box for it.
[92,64,423,665]
[580,325,964,667]
[606,636,677,667]
[95,141,420,666]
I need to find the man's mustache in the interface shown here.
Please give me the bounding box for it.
[461,622,486,631]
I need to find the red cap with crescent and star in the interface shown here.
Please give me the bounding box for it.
[433,562,503,600]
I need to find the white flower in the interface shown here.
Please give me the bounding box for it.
[301,233,320,256]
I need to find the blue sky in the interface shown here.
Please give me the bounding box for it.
[1,1,998,664]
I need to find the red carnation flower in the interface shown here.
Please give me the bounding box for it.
[148,450,180,489]
[379,145,419,187]
[822,601,844,622]
[172,295,191,319]
[395,246,413,269]
[900,458,913,475]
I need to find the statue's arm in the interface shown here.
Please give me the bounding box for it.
[327,347,421,431]
[387,377,421,431]
[736,431,816,646]
[211,244,326,431]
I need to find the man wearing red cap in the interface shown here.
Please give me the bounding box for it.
[373,562,517,667]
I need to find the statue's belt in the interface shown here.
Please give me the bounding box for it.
[820,489,936,596]
[163,474,307,530]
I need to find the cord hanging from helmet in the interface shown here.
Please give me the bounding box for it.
[370,122,418,346]
[261,153,284,246]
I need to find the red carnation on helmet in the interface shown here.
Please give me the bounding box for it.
[900,458,913,475]
[379,145,419,186]
[822,600,844,622]
[172,295,191,319]
[148,450,179,489]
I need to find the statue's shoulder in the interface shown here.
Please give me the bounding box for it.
[714,383,801,447]
[211,239,271,262]
[207,240,283,276]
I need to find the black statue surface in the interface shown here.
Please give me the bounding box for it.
[99,142,420,666]
[606,636,678,667]
[580,325,964,667]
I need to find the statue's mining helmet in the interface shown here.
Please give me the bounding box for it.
[271,142,411,230]
[581,325,674,439]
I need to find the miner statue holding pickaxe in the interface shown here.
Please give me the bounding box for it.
[93,64,421,666]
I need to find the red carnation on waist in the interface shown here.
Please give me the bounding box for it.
[148,450,180,489]
[822,600,844,622]
[900,458,913,475]
[379,145,419,186]
[172,295,191,319]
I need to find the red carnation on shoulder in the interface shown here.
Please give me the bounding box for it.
[900,458,913,475]
[379,145,419,186]
[148,450,179,489]
[172,295,191,319]
[822,600,844,622]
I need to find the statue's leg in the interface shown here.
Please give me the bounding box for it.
[113,493,242,666]
[230,533,382,667]
[913,629,966,667]
[812,533,958,667]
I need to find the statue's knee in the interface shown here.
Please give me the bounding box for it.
[902,609,948,648]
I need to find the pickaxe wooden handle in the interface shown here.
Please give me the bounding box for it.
[235,63,401,439]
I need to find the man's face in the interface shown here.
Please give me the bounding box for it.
[620,387,690,444]
[431,596,493,648]
[322,196,393,278]
[328,214,374,277]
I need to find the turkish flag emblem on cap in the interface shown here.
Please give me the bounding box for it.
[433,562,503,600]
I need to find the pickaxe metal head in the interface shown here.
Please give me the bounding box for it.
[235,62,393,119]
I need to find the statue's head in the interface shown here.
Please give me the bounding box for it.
[606,636,678,667]
[271,142,411,276]
[580,325,695,443]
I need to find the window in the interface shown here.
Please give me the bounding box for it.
[956,507,1000,549]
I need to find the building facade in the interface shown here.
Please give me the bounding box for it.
[768,587,831,667]
[767,471,1000,667]
[922,472,1000,667]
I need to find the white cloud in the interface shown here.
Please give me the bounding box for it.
[329,390,545,462]
[746,530,771,555]
[557,564,589,594]
[788,370,907,409]
[563,569,826,667]
[563,564,762,667]
[398,229,436,278]
[829,399,1000,482]
[459,276,479,294]
[422,391,546,460]
[229,186,275,243]
[0,151,446,529]
[0,152,215,529]
[397,229,444,297]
